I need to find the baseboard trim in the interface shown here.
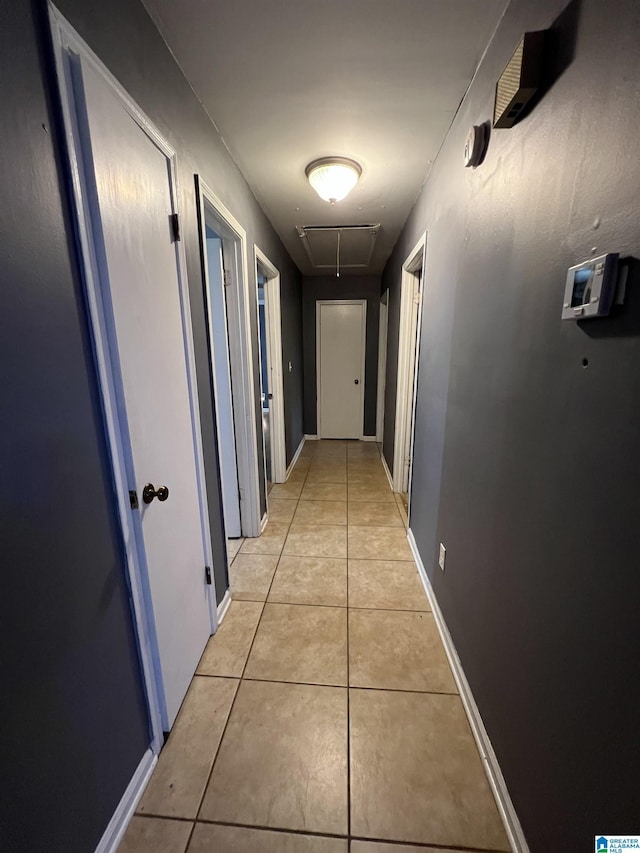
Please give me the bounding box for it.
[360,435,378,442]
[406,528,529,853]
[260,512,268,533]
[303,434,319,441]
[286,437,306,479]
[94,748,156,853]
[380,451,394,491]
[216,588,232,626]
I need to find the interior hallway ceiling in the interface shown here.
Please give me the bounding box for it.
[142,0,507,274]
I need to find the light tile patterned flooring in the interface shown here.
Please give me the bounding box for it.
[120,440,510,853]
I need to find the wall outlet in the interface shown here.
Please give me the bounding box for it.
[438,543,446,572]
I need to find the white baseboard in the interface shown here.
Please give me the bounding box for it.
[360,435,378,442]
[406,529,528,853]
[260,512,268,532]
[303,434,319,441]
[286,436,306,478]
[216,588,232,627]
[380,451,394,490]
[94,749,157,853]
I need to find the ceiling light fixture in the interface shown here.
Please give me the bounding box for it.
[305,157,362,204]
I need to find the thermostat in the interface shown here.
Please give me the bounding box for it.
[561,253,619,320]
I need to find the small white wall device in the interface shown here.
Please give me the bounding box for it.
[561,253,619,320]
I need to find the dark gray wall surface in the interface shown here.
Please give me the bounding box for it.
[0,3,150,851]
[1,0,303,848]
[382,0,640,849]
[303,275,381,436]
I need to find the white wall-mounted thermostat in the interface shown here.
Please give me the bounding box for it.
[561,253,619,320]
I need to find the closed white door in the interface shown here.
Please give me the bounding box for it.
[76,58,212,728]
[205,232,242,537]
[317,301,366,439]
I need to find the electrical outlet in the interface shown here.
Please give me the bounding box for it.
[438,543,446,572]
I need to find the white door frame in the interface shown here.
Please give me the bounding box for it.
[316,299,367,439]
[195,179,262,538]
[376,291,389,443]
[48,5,217,757]
[392,233,427,503]
[254,246,287,484]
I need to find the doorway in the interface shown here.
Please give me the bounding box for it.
[196,180,263,541]
[393,234,427,518]
[376,290,389,443]
[255,247,287,495]
[203,223,242,539]
[317,300,367,439]
[51,14,216,738]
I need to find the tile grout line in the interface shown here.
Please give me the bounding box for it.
[135,813,505,853]
[188,456,315,839]
[195,672,459,697]
[152,814,507,853]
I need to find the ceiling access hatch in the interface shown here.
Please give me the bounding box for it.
[297,224,380,271]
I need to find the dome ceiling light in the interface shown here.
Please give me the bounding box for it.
[305,157,362,204]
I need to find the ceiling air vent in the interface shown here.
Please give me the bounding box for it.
[296,224,380,272]
[493,31,545,129]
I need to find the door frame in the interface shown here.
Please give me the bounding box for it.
[376,290,389,443]
[316,299,367,439]
[254,246,287,485]
[195,179,262,538]
[392,233,427,506]
[49,4,218,756]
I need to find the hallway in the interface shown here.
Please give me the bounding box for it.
[120,440,509,853]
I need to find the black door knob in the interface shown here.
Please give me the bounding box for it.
[354,379,359,385]
[142,483,170,504]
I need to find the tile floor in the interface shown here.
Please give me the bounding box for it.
[121,440,510,853]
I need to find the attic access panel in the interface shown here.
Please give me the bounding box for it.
[297,224,380,271]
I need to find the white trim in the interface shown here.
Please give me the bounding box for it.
[407,529,529,853]
[376,293,388,443]
[255,246,287,484]
[380,451,394,490]
[360,435,378,442]
[304,434,319,441]
[195,178,262,538]
[94,750,156,853]
[216,589,232,626]
[48,3,218,747]
[316,299,367,439]
[286,436,306,477]
[260,512,269,533]
[393,233,427,503]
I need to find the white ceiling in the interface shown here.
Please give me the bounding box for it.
[143,0,506,275]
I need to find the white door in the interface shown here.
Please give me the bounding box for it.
[317,300,366,439]
[76,58,212,728]
[205,232,242,537]
[376,296,388,443]
[402,269,423,492]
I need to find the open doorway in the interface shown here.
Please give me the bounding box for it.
[255,247,287,500]
[393,234,427,521]
[376,289,389,444]
[196,179,263,552]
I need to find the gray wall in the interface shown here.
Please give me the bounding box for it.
[303,275,381,436]
[0,0,302,849]
[382,0,640,849]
